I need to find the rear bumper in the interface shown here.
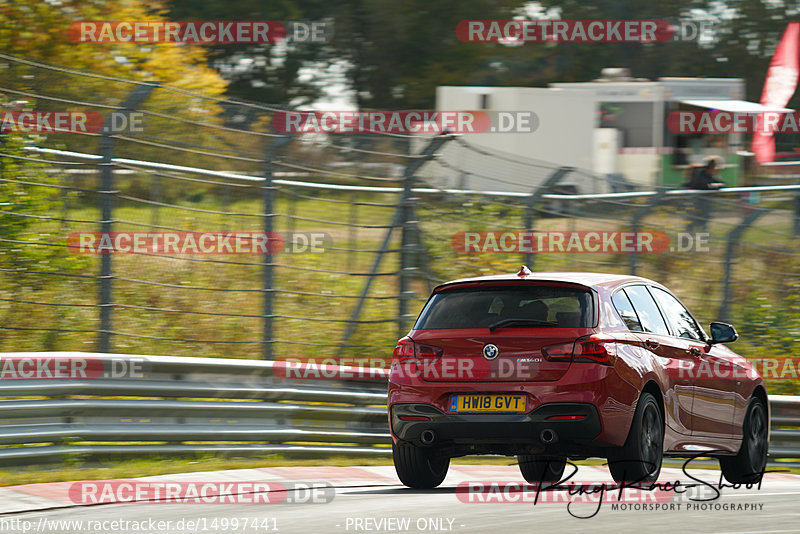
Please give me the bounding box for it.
[391,402,602,453]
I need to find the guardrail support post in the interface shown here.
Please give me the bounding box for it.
[522,167,573,269]
[262,135,292,360]
[97,82,160,353]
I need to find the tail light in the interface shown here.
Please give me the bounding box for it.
[393,338,416,361]
[541,342,573,362]
[574,335,616,364]
[392,337,443,362]
[542,335,616,366]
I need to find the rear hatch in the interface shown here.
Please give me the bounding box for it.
[409,282,595,382]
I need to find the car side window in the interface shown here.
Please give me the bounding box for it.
[649,287,705,341]
[612,290,643,332]
[622,285,670,336]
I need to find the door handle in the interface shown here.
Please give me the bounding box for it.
[689,347,702,357]
[644,339,660,350]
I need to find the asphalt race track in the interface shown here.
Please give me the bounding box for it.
[1,464,797,534]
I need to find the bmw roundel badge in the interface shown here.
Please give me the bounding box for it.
[483,343,499,360]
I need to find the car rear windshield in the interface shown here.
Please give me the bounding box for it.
[414,284,595,329]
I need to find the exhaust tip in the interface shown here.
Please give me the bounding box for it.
[540,428,557,444]
[420,429,437,446]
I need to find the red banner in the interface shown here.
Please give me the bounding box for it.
[752,22,800,163]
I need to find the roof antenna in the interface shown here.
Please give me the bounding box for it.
[517,265,532,278]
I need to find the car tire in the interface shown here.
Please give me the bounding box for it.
[392,442,449,489]
[607,391,663,484]
[719,397,768,484]
[518,455,566,484]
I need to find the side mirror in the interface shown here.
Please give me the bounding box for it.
[709,322,738,344]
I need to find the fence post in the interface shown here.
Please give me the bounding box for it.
[398,137,452,337]
[338,134,452,354]
[262,135,292,360]
[347,194,358,272]
[718,208,765,323]
[794,178,800,236]
[149,171,161,228]
[522,167,573,269]
[286,189,296,236]
[629,188,670,276]
[97,82,159,354]
[398,169,423,339]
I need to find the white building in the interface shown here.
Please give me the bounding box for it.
[427,73,779,193]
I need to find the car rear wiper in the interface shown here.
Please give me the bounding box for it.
[488,318,558,332]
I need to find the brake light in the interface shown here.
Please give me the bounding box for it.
[393,338,416,361]
[392,338,443,362]
[574,335,616,365]
[542,335,616,365]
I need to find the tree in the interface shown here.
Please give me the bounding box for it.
[322,0,524,109]
[167,0,327,106]
[0,0,230,162]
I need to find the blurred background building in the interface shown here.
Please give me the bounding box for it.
[431,69,794,193]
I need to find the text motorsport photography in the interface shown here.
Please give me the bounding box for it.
[456,456,769,519]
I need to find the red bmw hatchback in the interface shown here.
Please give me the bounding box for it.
[388,268,768,488]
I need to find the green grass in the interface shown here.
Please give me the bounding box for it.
[2,192,800,388]
[1,192,405,359]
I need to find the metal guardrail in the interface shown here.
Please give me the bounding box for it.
[0,353,798,466]
[0,352,391,464]
[765,395,800,460]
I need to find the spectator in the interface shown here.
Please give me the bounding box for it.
[684,156,725,234]
[685,156,725,190]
